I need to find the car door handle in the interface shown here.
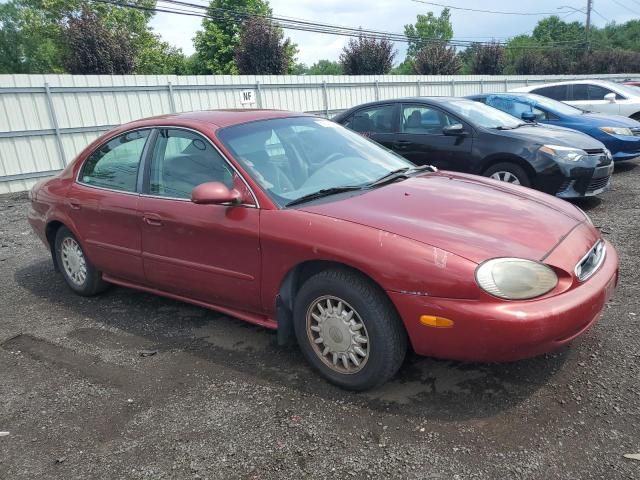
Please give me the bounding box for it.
[143,214,163,226]
[393,140,412,149]
[68,201,81,210]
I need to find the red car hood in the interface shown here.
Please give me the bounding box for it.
[300,171,585,264]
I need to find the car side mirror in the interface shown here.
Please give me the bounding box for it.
[521,111,537,122]
[191,182,241,205]
[443,123,466,136]
[604,92,616,103]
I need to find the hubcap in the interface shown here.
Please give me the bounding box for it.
[306,295,369,374]
[490,171,521,185]
[61,237,87,286]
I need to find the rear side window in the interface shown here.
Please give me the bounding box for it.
[347,105,395,134]
[532,85,568,101]
[80,129,150,192]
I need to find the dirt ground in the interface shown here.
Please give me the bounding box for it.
[0,164,639,480]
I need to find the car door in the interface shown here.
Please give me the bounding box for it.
[66,129,151,284]
[392,103,473,171]
[342,104,398,149]
[571,84,622,115]
[138,127,262,312]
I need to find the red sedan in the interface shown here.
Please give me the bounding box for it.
[28,110,619,390]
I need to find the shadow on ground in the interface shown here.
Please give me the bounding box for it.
[13,259,568,421]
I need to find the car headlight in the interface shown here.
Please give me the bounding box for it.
[600,126,633,136]
[539,144,587,162]
[475,258,558,300]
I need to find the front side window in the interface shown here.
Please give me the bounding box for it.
[346,105,395,134]
[401,105,458,134]
[587,85,618,100]
[148,129,234,199]
[80,129,150,192]
[218,117,413,206]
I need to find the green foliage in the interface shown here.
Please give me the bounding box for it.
[0,0,188,74]
[307,59,342,75]
[404,8,453,59]
[192,0,272,74]
[339,34,396,75]
[465,41,505,75]
[413,41,461,75]
[234,17,291,74]
[390,59,415,75]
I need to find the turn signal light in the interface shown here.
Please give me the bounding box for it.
[420,315,454,328]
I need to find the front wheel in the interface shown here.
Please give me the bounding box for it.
[54,226,108,296]
[483,162,531,187]
[293,268,407,391]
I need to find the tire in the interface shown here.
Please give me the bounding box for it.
[293,268,407,391]
[54,226,108,296]
[483,162,531,188]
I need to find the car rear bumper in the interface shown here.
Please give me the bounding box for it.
[389,240,619,362]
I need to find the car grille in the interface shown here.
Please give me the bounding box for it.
[583,148,605,155]
[586,175,611,193]
[575,241,606,282]
[631,127,640,137]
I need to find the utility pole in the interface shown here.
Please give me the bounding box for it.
[586,0,592,47]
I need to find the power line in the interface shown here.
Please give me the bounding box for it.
[410,0,576,16]
[611,0,640,15]
[87,0,595,51]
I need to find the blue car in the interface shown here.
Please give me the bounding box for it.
[468,93,640,162]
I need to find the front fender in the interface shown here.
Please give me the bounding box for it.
[259,209,480,316]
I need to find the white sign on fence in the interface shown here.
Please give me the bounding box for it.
[240,90,256,104]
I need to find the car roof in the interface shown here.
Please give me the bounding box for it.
[337,97,473,114]
[122,109,310,129]
[512,79,618,92]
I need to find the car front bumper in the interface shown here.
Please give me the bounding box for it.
[388,240,619,362]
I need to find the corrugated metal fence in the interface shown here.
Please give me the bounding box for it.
[0,73,637,193]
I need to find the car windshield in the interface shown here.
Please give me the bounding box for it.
[526,94,583,116]
[217,116,414,206]
[445,99,523,129]
[611,82,640,98]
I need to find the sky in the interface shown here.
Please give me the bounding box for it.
[149,0,640,65]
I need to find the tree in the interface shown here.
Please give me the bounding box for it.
[234,17,291,74]
[469,41,505,74]
[339,34,396,75]
[413,41,461,75]
[193,0,272,74]
[0,0,187,74]
[308,59,342,75]
[63,9,135,74]
[404,9,453,59]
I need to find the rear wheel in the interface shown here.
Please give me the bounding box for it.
[54,227,108,296]
[293,268,407,391]
[484,162,531,187]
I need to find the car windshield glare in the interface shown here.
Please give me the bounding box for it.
[217,116,414,206]
[525,94,583,116]
[445,100,523,129]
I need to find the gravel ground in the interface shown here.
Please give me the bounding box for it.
[0,164,639,480]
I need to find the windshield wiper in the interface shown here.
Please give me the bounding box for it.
[495,123,527,130]
[368,165,435,187]
[285,185,363,207]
